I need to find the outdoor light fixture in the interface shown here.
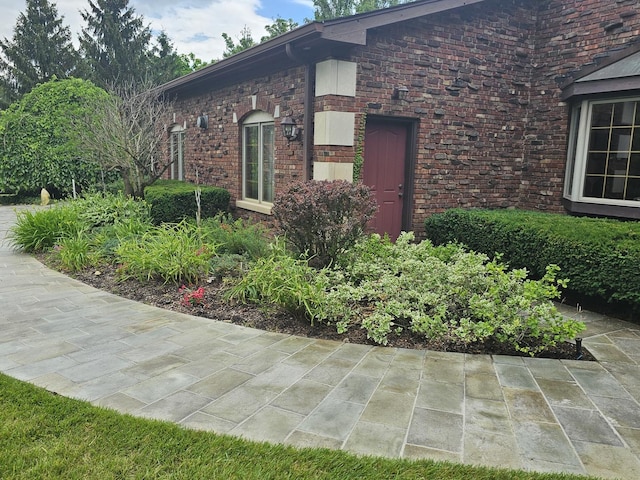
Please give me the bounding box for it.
[281,115,300,141]
[196,114,208,129]
[393,85,409,100]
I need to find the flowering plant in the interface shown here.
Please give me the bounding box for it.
[179,285,206,307]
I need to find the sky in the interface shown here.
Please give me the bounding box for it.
[0,0,316,62]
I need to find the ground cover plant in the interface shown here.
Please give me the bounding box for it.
[0,373,598,480]
[227,233,585,356]
[10,193,588,359]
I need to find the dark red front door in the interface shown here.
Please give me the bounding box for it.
[362,121,407,241]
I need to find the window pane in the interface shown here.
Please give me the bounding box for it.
[585,152,607,175]
[565,105,581,197]
[262,124,274,203]
[604,176,626,199]
[591,103,613,127]
[607,154,628,175]
[588,129,610,151]
[626,178,640,201]
[612,102,636,126]
[583,176,604,198]
[632,129,640,151]
[244,126,259,200]
[610,128,632,152]
[629,154,640,176]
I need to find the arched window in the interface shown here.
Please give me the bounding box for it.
[170,124,185,181]
[242,111,274,207]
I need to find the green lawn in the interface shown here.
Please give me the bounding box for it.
[0,374,598,480]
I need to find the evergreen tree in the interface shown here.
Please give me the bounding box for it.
[150,31,206,85]
[79,0,152,88]
[0,0,79,108]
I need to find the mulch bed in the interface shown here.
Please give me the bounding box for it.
[51,259,596,362]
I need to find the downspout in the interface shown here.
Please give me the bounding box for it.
[286,42,314,181]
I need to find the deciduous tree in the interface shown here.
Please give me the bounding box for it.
[313,0,406,20]
[78,82,174,198]
[0,78,109,196]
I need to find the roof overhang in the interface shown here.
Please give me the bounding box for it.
[561,43,640,100]
[159,0,487,97]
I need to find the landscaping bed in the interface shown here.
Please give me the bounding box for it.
[65,260,595,361]
[16,190,594,362]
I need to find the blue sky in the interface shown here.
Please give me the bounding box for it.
[0,0,316,62]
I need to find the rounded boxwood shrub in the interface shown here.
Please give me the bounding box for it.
[144,180,230,224]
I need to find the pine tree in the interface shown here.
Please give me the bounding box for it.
[150,31,203,85]
[79,0,152,88]
[0,0,79,108]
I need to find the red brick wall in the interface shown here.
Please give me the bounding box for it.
[167,66,307,212]
[523,0,640,212]
[348,0,538,235]
[168,0,640,232]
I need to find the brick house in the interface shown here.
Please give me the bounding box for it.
[160,0,640,239]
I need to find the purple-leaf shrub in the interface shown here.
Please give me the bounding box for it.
[272,180,377,267]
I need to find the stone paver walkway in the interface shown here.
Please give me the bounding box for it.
[2,205,640,479]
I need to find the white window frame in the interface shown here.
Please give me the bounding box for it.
[565,96,640,207]
[236,111,275,215]
[170,125,185,181]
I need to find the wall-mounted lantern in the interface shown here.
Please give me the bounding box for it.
[393,85,409,100]
[281,115,301,141]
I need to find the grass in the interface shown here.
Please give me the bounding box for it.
[0,374,598,480]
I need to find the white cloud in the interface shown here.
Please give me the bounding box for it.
[0,0,314,62]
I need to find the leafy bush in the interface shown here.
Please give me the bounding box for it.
[424,209,640,310]
[201,214,269,259]
[91,216,153,261]
[224,240,327,318]
[229,232,583,355]
[144,180,230,224]
[0,78,114,196]
[272,180,377,268]
[75,192,151,228]
[8,207,83,252]
[313,233,583,354]
[115,221,216,284]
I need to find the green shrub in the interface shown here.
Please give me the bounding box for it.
[0,78,111,196]
[313,233,583,354]
[224,239,327,319]
[8,207,83,252]
[424,209,640,310]
[75,193,151,228]
[272,180,377,267]
[144,180,230,224]
[91,216,153,261]
[228,232,583,355]
[115,220,216,284]
[201,214,269,259]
